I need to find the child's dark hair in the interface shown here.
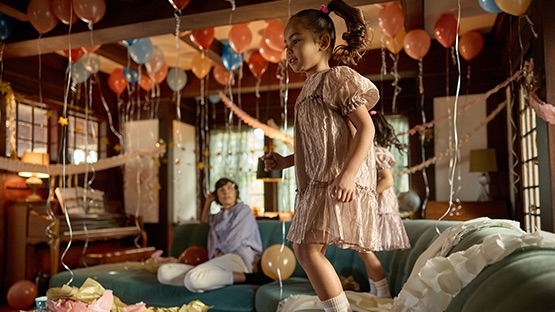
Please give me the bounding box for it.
[371,111,407,153]
[290,0,368,65]
[213,178,240,205]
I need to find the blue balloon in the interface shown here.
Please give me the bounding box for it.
[0,13,13,41]
[123,67,139,83]
[122,39,138,46]
[222,44,243,72]
[166,67,187,92]
[128,38,153,65]
[71,59,92,85]
[478,0,502,13]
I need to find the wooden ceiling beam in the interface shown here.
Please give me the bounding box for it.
[400,0,424,30]
[0,3,29,22]
[180,34,225,68]
[95,43,140,72]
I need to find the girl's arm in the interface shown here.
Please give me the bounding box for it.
[376,168,394,194]
[331,105,375,202]
[262,152,295,171]
[200,192,215,223]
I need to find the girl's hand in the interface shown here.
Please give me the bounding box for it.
[262,152,286,171]
[330,172,356,202]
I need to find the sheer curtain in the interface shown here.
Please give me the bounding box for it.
[386,115,410,193]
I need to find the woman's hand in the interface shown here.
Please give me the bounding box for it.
[330,172,356,202]
[206,192,216,203]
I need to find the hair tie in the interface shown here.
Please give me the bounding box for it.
[370,110,377,115]
[320,4,329,14]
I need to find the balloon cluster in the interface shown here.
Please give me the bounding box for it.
[479,0,532,16]
[27,0,107,34]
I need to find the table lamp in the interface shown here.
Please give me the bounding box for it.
[257,157,283,182]
[469,148,498,202]
[18,151,50,201]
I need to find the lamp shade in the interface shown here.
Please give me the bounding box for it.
[469,148,498,173]
[18,151,50,179]
[257,157,282,182]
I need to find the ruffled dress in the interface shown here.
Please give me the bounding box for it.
[374,146,411,251]
[287,66,381,252]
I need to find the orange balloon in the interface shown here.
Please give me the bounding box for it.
[229,23,253,53]
[7,280,38,310]
[139,75,153,91]
[459,31,484,61]
[52,0,78,25]
[378,4,404,38]
[403,29,431,60]
[213,65,233,86]
[63,48,84,63]
[151,63,168,85]
[73,0,106,24]
[263,19,285,51]
[190,28,215,50]
[385,28,406,55]
[191,52,212,79]
[434,13,458,48]
[27,0,59,34]
[179,246,209,266]
[494,0,532,16]
[108,68,128,94]
[248,50,268,79]
[261,244,296,280]
[259,38,282,63]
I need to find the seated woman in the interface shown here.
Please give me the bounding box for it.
[157,177,271,292]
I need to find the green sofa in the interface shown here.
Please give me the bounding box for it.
[50,219,555,312]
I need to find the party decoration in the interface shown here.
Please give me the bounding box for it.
[151,63,168,85]
[128,38,153,65]
[82,44,101,53]
[191,52,212,79]
[229,23,253,53]
[261,244,296,280]
[384,28,406,54]
[375,2,395,9]
[0,13,13,40]
[63,48,84,63]
[168,0,191,11]
[27,0,59,34]
[459,30,484,61]
[259,38,282,63]
[263,20,285,51]
[248,50,269,79]
[73,0,106,24]
[81,53,101,74]
[107,68,127,94]
[434,13,458,49]
[52,0,77,25]
[7,280,38,309]
[139,75,153,91]
[190,28,215,51]
[222,44,243,71]
[166,67,187,92]
[122,39,138,47]
[71,60,91,84]
[494,0,532,16]
[179,246,209,266]
[145,45,165,74]
[478,0,503,13]
[123,67,139,83]
[213,65,232,86]
[378,3,404,38]
[403,29,431,60]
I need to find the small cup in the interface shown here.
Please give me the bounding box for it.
[35,296,48,312]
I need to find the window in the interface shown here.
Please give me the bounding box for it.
[5,101,49,157]
[274,127,295,213]
[386,115,410,193]
[67,115,99,164]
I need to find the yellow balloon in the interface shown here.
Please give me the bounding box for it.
[261,244,296,280]
[494,0,532,16]
[385,28,406,55]
[191,51,212,79]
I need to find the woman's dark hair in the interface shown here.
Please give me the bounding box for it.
[213,178,240,205]
[290,0,368,65]
[372,112,407,153]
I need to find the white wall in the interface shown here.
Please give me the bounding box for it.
[171,120,197,224]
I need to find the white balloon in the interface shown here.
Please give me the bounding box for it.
[81,53,101,74]
[166,67,187,92]
[145,45,165,74]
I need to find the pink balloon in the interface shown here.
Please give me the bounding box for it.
[434,13,458,48]
[403,29,431,60]
[27,0,59,34]
[52,0,78,25]
[378,4,405,38]
[459,31,484,61]
[229,23,253,53]
[263,19,285,51]
[259,38,282,63]
[73,0,106,24]
[7,280,37,310]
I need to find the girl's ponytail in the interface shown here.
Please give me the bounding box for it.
[327,0,369,65]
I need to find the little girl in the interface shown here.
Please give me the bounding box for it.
[359,111,411,298]
[263,1,380,310]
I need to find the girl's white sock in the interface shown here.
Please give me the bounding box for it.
[369,278,377,295]
[375,277,391,298]
[321,292,352,312]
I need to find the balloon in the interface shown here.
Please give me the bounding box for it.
[374,2,395,9]
[229,23,253,53]
[434,13,458,48]
[108,68,128,94]
[384,28,406,54]
[81,53,101,74]
[494,0,532,16]
[73,0,106,24]
[378,4,404,38]
[261,244,296,281]
[145,46,165,74]
[459,30,484,61]
[168,0,191,11]
[213,65,233,86]
[71,59,91,84]
[403,29,431,60]
[123,67,139,83]
[82,44,101,53]
[398,191,421,213]
[139,75,153,91]
[128,38,153,65]
[478,0,503,13]
[179,246,209,266]
[222,44,243,71]
[190,28,215,51]
[52,0,77,25]
[191,52,212,79]
[151,63,168,85]
[259,38,282,63]
[166,67,187,92]
[63,48,84,63]
[27,0,59,34]
[263,20,285,51]
[0,13,13,40]
[122,39,138,47]
[7,280,38,309]
[248,50,268,79]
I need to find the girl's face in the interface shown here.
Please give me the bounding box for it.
[216,181,238,209]
[284,18,330,76]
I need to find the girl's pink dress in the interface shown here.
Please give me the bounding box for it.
[287,66,382,252]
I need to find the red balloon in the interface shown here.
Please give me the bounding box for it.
[168,0,191,10]
[108,68,128,94]
[7,280,38,310]
[213,65,233,86]
[52,0,78,25]
[73,0,106,24]
[27,0,59,34]
[459,31,484,61]
[190,28,215,51]
[151,63,168,85]
[259,38,282,63]
[378,4,404,38]
[248,50,268,79]
[229,23,253,53]
[403,29,431,60]
[434,13,458,48]
[263,19,285,51]
[139,75,153,91]
[63,48,84,62]
[179,246,208,266]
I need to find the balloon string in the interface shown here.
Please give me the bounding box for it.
[0,41,5,84]
[417,59,429,220]
[390,52,401,113]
